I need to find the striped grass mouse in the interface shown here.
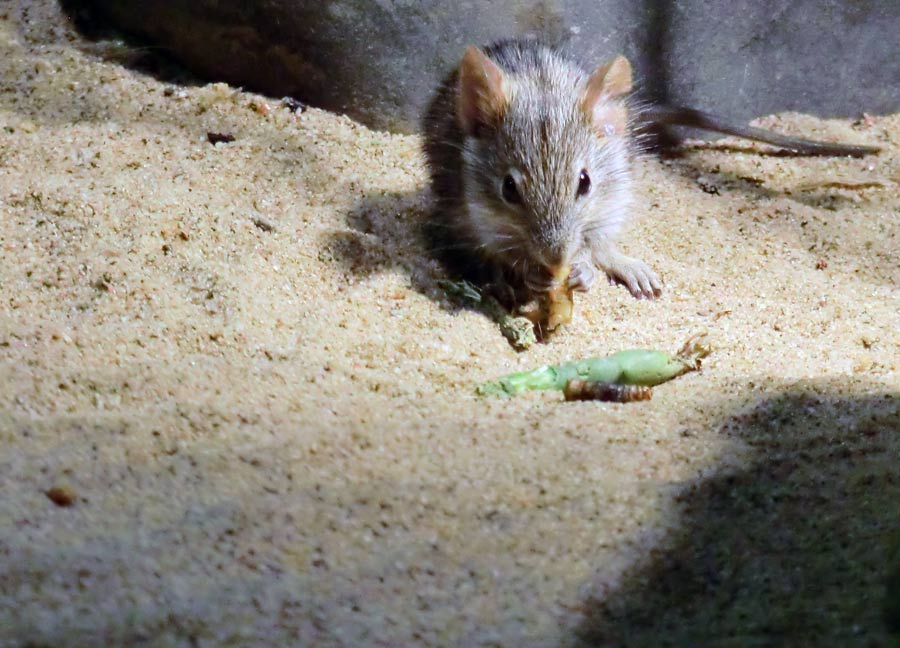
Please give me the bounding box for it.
[422,39,879,330]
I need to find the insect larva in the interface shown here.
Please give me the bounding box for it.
[563,379,652,403]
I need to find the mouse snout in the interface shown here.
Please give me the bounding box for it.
[525,255,570,292]
[530,234,566,268]
[545,262,570,286]
[526,228,572,289]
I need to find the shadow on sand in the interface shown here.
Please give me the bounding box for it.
[576,384,900,647]
[321,187,490,317]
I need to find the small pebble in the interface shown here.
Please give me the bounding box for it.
[207,132,236,145]
[46,486,76,507]
[281,96,307,114]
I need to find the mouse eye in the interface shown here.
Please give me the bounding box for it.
[501,174,522,205]
[577,169,591,197]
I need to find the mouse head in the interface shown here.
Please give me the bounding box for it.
[456,45,634,290]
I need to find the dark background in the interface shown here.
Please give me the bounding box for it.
[67,0,900,133]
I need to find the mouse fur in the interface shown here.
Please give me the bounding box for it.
[422,39,663,309]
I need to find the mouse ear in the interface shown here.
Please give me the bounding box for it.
[457,46,509,137]
[582,55,633,135]
[584,55,633,102]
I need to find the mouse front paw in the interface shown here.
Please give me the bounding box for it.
[605,257,663,299]
[591,242,663,300]
[568,259,596,292]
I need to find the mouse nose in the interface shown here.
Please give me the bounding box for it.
[545,262,570,286]
[525,260,568,292]
[530,231,570,286]
[540,247,566,274]
[536,260,569,289]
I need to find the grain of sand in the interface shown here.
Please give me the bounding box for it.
[1,3,898,646]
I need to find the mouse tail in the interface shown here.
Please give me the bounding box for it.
[640,105,880,157]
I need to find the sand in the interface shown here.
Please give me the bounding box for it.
[1,3,898,646]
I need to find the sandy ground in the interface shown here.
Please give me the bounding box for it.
[1,3,898,647]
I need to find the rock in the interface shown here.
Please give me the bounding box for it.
[76,0,899,133]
